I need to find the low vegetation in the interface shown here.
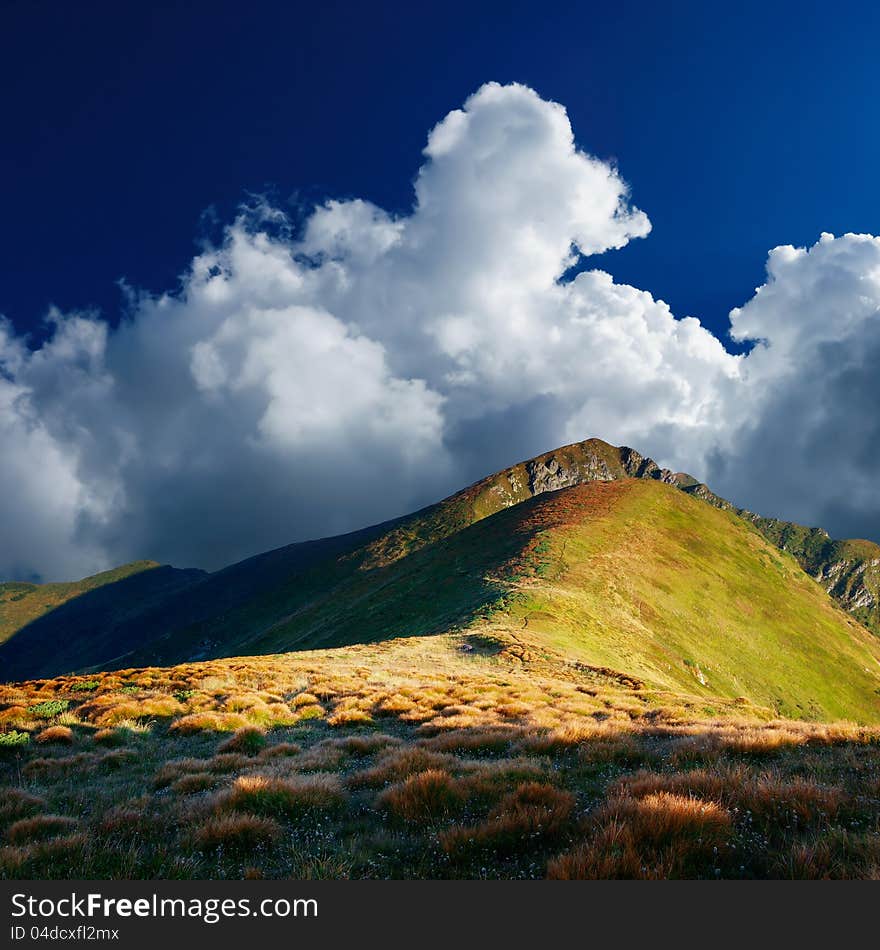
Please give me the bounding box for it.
[1,632,879,879]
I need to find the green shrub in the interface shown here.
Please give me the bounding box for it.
[70,681,100,693]
[30,700,70,718]
[0,731,30,749]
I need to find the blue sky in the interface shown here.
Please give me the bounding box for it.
[2,1,880,580]
[3,1,878,342]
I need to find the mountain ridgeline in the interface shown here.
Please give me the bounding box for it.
[1,438,879,722]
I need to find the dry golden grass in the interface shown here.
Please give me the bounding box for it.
[98,803,153,835]
[258,742,302,759]
[193,814,282,851]
[422,726,519,754]
[597,792,732,845]
[547,793,731,880]
[172,773,219,795]
[216,773,347,818]
[0,788,46,824]
[23,752,99,776]
[92,727,126,746]
[207,753,251,773]
[7,814,78,844]
[169,712,250,734]
[1,635,879,879]
[153,758,211,789]
[35,725,74,745]
[330,733,401,755]
[442,782,576,855]
[347,746,457,789]
[291,692,320,708]
[377,769,465,822]
[288,742,346,771]
[613,767,846,828]
[0,834,88,876]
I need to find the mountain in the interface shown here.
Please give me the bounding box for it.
[4,438,880,881]
[668,478,880,638]
[2,438,880,723]
[0,561,204,668]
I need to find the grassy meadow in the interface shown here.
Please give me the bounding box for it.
[1,632,880,880]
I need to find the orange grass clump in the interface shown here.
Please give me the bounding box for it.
[193,814,282,851]
[216,774,347,818]
[0,788,46,823]
[35,726,74,745]
[548,792,731,880]
[441,782,575,855]
[7,815,78,844]
[377,769,465,822]
[217,727,266,756]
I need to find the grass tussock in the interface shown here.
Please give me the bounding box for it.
[547,793,731,880]
[216,774,347,819]
[347,746,457,789]
[193,814,283,852]
[92,728,126,747]
[377,769,465,822]
[1,639,879,879]
[7,814,78,844]
[442,782,576,855]
[217,727,266,756]
[0,788,46,824]
[0,834,88,877]
[169,712,250,735]
[258,742,302,760]
[614,767,846,829]
[172,773,218,795]
[35,726,74,746]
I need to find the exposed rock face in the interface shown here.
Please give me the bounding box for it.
[813,558,880,629]
[526,453,614,495]
[619,446,681,484]
[524,444,681,498]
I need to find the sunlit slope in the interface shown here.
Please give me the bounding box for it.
[123,479,880,722]
[485,480,880,722]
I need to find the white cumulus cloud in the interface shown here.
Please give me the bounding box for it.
[708,232,880,540]
[1,83,879,581]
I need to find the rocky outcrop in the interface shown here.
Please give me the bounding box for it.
[811,557,880,635]
[619,446,679,483]
[526,453,615,495]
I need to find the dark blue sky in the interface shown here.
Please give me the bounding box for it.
[2,0,879,345]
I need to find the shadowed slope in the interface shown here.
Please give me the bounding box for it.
[0,563,206,680]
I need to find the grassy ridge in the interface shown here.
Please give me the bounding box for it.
[2,436,878,686]
[117,479,880,724]
[0,562,161,645]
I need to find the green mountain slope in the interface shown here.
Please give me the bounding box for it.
[2,437,879,714]
[123,477,880,722]
[0,561,203,646]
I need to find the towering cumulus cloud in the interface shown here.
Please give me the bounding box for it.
[1,83,878,580]
[709,232,880,541]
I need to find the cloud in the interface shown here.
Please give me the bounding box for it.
[1,83,878,581]
[707,232,880,538]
